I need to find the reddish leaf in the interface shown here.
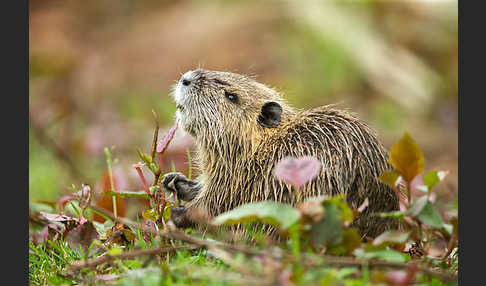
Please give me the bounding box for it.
[157,122,178,155]
[58,194,76,211]
[30,226,50,245]
[279,269,292,286]
[273,156,321,188]
[39,226,50,242]
[133,163,151,197]
[386,261,419,285]
[410,174,437,203]
[65,221,99,253]
[386,271,408,285]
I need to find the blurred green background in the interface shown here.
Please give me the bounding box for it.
[29,0,457,213]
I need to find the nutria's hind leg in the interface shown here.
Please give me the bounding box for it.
[162,172,202,201]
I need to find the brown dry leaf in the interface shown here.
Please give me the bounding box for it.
[103,222,136,247]
[39,212,80,234]
[389,132,424,183]
[379,170,400,188]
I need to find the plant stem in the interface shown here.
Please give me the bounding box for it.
[104,147,117,218]
[151,110,160,162]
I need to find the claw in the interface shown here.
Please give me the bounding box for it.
[167,177,177,192]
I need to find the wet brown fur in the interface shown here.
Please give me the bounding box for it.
[173,69,399,239]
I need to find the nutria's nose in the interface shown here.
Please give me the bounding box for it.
[181,70,200,86]
[182,79,191,86]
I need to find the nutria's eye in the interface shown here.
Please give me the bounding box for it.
[225,91,238,104]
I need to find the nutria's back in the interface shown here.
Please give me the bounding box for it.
[170,69,399,238]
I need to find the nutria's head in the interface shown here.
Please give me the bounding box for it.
[172,69,293,142]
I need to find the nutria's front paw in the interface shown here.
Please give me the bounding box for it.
[170,207,195,229]
[162,172,185,191]
[162,172,201,202]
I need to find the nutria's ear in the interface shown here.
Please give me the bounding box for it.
[257,101,282,128]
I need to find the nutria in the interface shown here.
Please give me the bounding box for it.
[162,69,399,239]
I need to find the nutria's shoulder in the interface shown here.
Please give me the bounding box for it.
[267,104,371,143]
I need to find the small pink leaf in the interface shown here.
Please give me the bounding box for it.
[410,174,427,198]
[40,212,76,222]
[386,271,408,284]
[357,198,369,213]
[157,122,178,154]
[410,173,441,203]
[399,201,408,212]
[95,274,118,281]
[133,162,145,168]
[273,156,321,188]
[278,269,292,286]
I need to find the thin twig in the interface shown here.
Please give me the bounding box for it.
[69,245,195,271]
[87,205,458,283]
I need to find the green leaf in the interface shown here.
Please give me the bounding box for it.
[163,205,173,220]
[353,248,408,263]
[107,246,123,255]
[124,259,143,269]
[379,170,400,188]
[442,223,453,235]
[329,196,354,224]
[372,230,410,246]
[407,196,428,217]
[310,198,347,248]
[30,201,56,214]
[213,201,301,230]
[136,148,152,165]
[416,201,443,228]
[142,209,158,221]
[389,132,424,183]
[376,210,407,219]
[102,190,151,199]
[149,162,158,173]
[326,228,362,256]
[423,170,449,191]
